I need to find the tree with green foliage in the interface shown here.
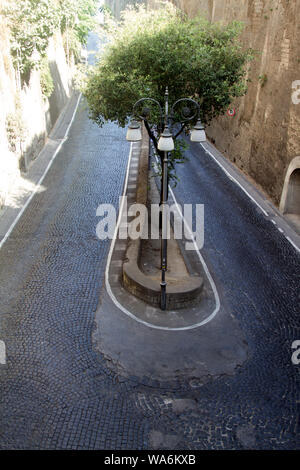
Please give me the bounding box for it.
[3,0,98,81]
[59,0,99,46]
[84,2,253,184]
[4,0,59,78]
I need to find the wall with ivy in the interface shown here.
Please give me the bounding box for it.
[0,0,98,209]
[0,23,72,209]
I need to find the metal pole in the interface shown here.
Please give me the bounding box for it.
[160,87,169,310]
[160,150,168,310]
[129,89,201,312]
[164,86,168,126]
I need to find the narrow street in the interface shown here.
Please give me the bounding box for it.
[0,34,299,450]
[174,138,300,346]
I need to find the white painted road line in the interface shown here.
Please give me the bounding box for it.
[0,94,82,366]
[0,93,82,252]
[0,340,6,365]
[154,150,220,325]
[168,184,221,326]
[202,144,269,217]
[286,236,300,253]
[202,143,300,254]
[104,144,220,331]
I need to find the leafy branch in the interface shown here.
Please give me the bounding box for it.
[2,0,98,83]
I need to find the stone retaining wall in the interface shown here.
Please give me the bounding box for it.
[0,11,73,209]
[171,0,300,207]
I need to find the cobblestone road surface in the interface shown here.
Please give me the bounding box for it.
[0,102,298,449]
[0,34,299,450]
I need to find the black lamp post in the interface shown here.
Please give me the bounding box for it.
[126,87,206,310]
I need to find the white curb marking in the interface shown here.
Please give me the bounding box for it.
[202,144,300,254]
[286,236,300,253]
[0,94,82,365]
[202,145,269,217]
[0,340,6,365]
[0,93,82,251]
[105,144,220,331]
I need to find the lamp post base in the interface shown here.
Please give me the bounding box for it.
[160,281,167,311]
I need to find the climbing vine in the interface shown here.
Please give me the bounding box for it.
[40,56,54,98]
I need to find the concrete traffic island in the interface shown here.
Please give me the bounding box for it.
[122,126,203,310]
[94,121,248,387]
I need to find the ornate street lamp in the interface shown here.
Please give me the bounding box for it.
[126,87,205,310]
[126,120,142,141]
[158,125,174,151]
[190,119,207,142]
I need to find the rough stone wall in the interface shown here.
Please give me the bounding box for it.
[172,0,300,206]
[0,2,19,208]
[0,2,73,209]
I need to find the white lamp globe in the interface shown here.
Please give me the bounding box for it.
[126,120,142,142]
[190,120,206,142]
[158,126,174,151]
